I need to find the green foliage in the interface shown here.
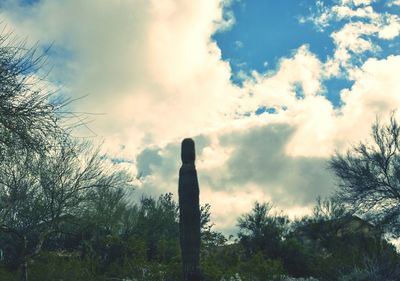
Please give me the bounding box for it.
[1,180,400,281]
[238,202,289,260]
[280,238,315,277]
[338,253,400,281]
[277,277,319,281]
[0,264,17,281]
[239,253,285,281]
[201,244,242,281]
[28,252,96,281]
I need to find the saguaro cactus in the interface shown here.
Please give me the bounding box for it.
[178,138,202,281]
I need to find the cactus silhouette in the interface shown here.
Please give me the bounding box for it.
[178,138,202,281]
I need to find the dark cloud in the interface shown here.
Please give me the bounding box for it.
[215,123,336,206]
[133,136,210,200]
[132,123,336,220]
[136,148,163,177]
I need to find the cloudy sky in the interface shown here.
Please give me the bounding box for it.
[1,0,400,234]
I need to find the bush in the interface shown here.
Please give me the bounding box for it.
[28,252,97,281]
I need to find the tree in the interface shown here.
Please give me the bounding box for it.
[0,138,132,281]
[84,183,128,236]
[135,193,180,262]
[312,196,347,222]
[238,202,289,259]
[0,31,68,153]
[329,115,400,237]
[200,203,227,250]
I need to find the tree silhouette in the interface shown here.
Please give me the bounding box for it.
[330,115,400,237]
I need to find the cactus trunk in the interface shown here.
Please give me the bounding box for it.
[178,138,202,281]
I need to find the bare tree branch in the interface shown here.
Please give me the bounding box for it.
[330,113,400,237]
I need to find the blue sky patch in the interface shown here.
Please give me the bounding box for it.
[214,0,400,109]
[323,78,354,108]
[18,0,40,6]
[214,1,334,81]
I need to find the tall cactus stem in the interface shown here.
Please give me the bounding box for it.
[178,138,201,281]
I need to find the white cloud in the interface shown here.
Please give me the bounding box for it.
[341,0,375,6]
[201,185,273,233]
[378,14,400,39]
[286,55,400,157]
[1,0,243,158]
[333,5,378,20]
[339,55,400,129]
[243,45,323,113]
[305,0,400,79]
[388,0,400,7]
[324,21,381,77]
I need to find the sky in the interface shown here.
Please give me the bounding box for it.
[1,0,400,234]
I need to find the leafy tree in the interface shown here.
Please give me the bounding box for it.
[238,202,289,260]
[82,183,128,244]
[312,197,347,222]
[200,204,227,250]
[329,115,400,237]
[0,138,132,281]
[134,193,180,261]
